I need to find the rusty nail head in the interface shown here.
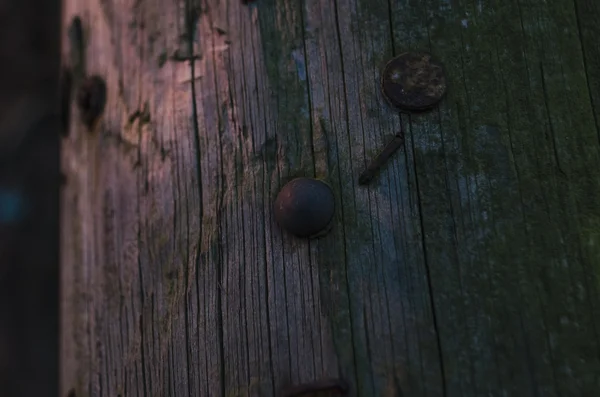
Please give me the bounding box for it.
[274,177,335,239]
[381,51,447,112]
[281,378,349,397]
[77,75,107,129]
[359,52,446,186]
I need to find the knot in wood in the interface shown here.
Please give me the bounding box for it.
[77,75,106,129]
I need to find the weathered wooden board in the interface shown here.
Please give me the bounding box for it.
[60,0,600,396]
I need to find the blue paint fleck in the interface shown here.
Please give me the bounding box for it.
[295,60,307,81]
[292,51,307,81]
[299,105,310,118]
[0,189,26,224]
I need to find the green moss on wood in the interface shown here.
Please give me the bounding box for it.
[257,0,314,179]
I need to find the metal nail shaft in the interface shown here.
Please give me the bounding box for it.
[358,126,405,185]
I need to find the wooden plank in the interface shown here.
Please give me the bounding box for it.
[0,0,61,396]
[60,0,600,396]
[390,0,600,395]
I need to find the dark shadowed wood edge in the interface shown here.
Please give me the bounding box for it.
[0,0,61,396]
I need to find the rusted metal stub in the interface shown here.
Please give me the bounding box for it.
[381,51,447,111]
[358,131,405,185]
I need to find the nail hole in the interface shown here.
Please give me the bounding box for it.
[76,75,107,129]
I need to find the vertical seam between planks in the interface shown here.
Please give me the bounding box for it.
[331,0,361,392]
[408,115,448,397]
[298,0,321,377]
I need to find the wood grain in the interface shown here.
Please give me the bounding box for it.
[60,0,600,396]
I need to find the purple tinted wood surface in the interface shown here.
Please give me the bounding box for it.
[60,0,600,396]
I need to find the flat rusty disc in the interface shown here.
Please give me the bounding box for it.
[381,51,447,111]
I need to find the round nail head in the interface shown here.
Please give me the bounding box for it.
[274,177,335,238]
[381,51,447,111]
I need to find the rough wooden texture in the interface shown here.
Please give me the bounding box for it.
[60,0,600,396]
